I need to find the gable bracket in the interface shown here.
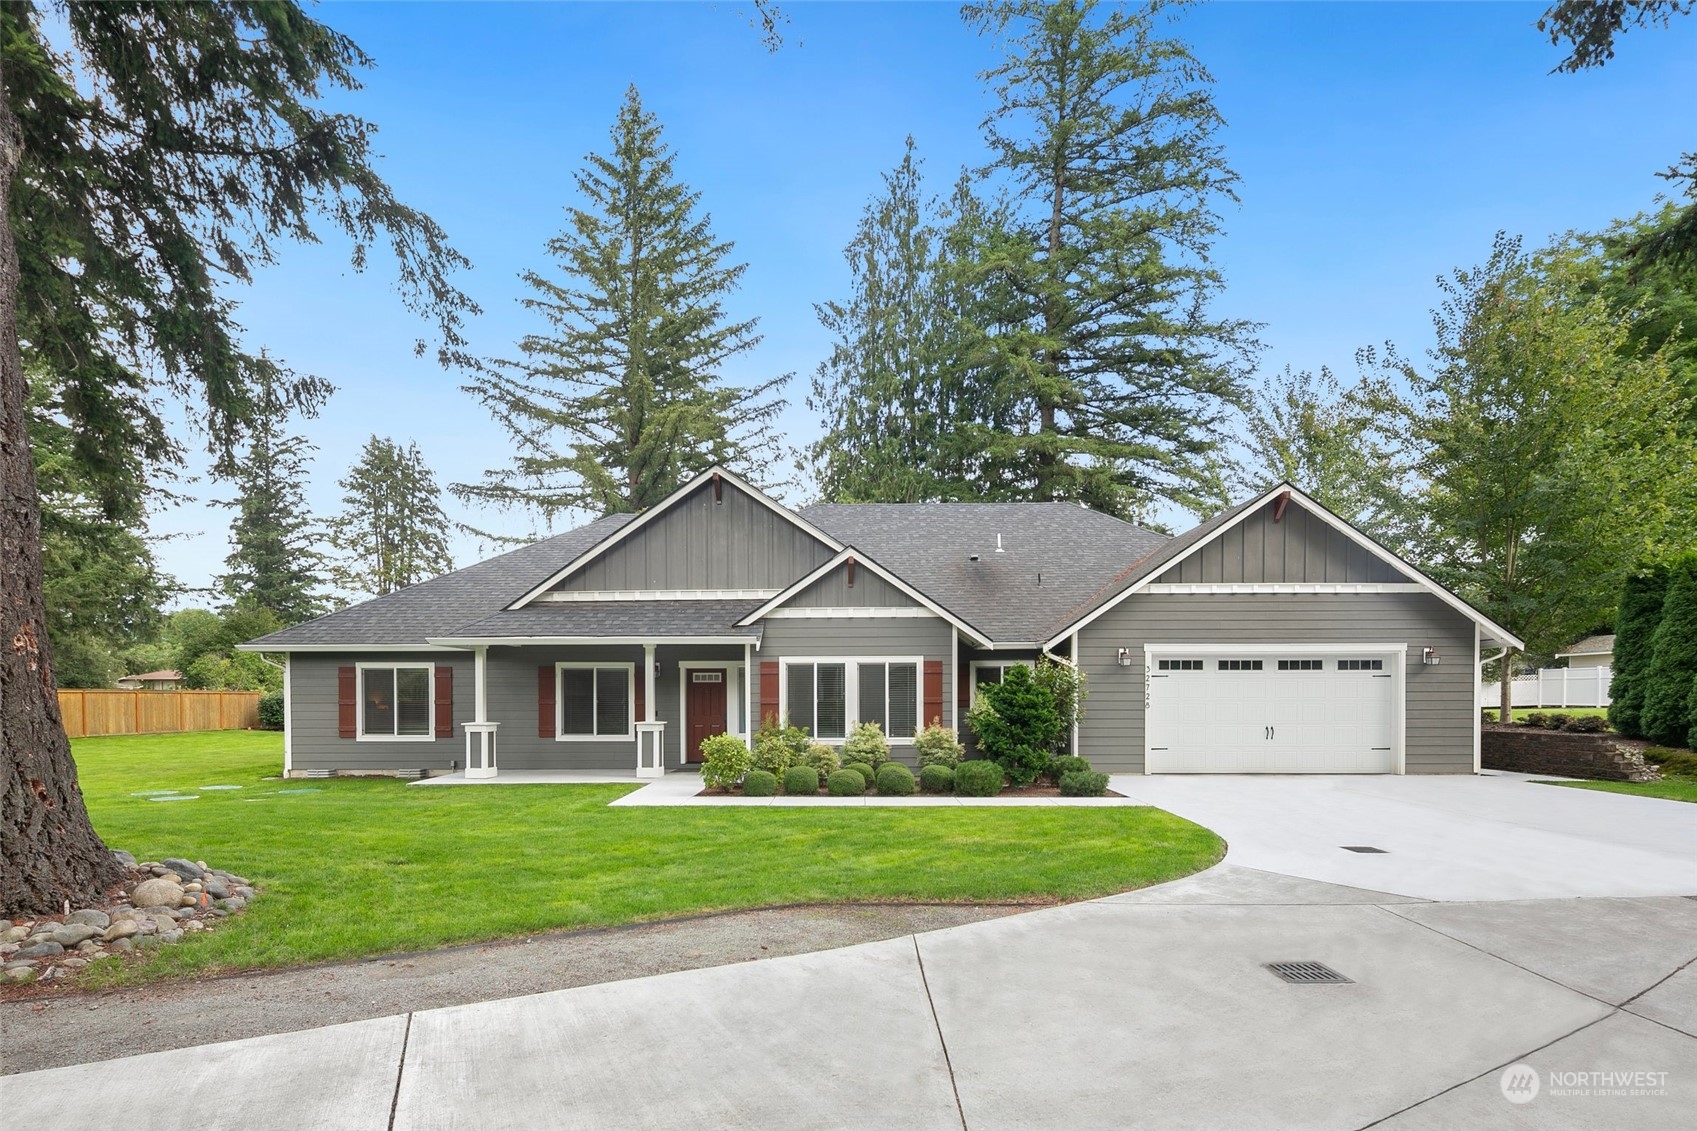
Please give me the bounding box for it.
[1273,490,1291,523]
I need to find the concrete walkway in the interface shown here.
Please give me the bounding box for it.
[6,775,1696,1129]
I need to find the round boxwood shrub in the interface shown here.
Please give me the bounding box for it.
[741,769,778,797]
[919,764,955,794]
[257,690,285,730]
[876,763,916,796]
[843,761,876,788]
[1058,769,1110,797]
[826,769,866,796]
[953,759,1004,797]
[1047,754,1091,785]
[782,765,821,795]
[1563,714,1609,733]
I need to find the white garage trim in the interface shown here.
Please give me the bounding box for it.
[1142,643,1407,775]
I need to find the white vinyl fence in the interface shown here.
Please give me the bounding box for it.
[1480,666,1612,709]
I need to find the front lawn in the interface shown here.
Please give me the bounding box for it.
[1481,707,1609,723]
[67,732,1222,985]
[1544,778,1697,804]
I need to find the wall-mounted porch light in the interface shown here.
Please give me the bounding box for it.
[1422,647,1441,665]
[1117,648,1133,668]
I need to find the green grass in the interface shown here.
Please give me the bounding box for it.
[1544,777,1697,804]
[71,731,1222,985]
[1481,707,1609,723]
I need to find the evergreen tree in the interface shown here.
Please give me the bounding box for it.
[1641,555,1697,746]
[328,435,455,597]
[216,383,325,624]
[959,0,1257,518]
[1608,562,1671,738]
[810,144,1008,501]
[457,86,786,523]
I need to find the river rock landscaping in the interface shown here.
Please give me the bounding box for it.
[0,849,257,987]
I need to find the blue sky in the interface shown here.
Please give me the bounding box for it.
[153,0,1695,600]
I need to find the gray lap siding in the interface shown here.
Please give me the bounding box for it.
[1076,593,1477,774]
[288,651,470,774]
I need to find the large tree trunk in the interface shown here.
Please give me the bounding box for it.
[1498,646,1516,724]
[0,90,120,916]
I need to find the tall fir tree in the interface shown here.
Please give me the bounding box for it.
[216,379,325,623]
[328,435,454,597]
[1608,562,1671,738]
[457,86,786,523]
[1640,554,1697,747]
[958,0,1257,518]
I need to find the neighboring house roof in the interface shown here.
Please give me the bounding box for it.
[118,670,182,682]
[238,514,635,650]
[1557,634,1615,658]
[430,601,766,645]
[798,502,1169,644]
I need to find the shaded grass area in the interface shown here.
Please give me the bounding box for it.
[72,732,1222,984]
[1545,778,1697,804]
[1481,707,1609,723]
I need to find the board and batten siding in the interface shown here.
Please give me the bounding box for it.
[549,479,834,593]
[288,651,471,774]
[1157,501,1409,585]
[754,617,956,766]
[1076,593,1477,774]
[784,562,916,608]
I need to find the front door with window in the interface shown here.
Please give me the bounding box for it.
[685,669,728,762]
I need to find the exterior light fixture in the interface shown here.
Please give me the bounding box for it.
[1422,647,1441,665]
[1117,648,1133,668]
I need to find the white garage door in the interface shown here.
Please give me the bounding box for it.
[1146,650,1399,773]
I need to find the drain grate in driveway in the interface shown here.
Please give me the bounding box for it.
[1265,961,1353,985]
[1340,845,1387,853]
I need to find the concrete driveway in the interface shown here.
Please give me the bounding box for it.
[4,774,1695,1129]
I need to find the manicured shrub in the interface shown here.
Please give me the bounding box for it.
[966,665,1062,786]
[1059,770,1110,797]
[827,769,866,796]
[1047,754,1092,785]
[1032,656,1088,754]
[1646,748,1697,776]
[700,734,753,790]
[1562,715,1608,734]
[741,769,778,797]
[919,764,955,794]
[914,723,964,769]
[803,742,840,778]
[1545,713,1573,730]
[257,690,285,730]
[1523,712,1550,729]
[751,721,809,776]
[843,722,891,770]
[953,759,1004,797]
[844,761,876,788]
[1642,555,1697,747]
[875,763,916,796]
[783,765,821,795]
[1610,562,1670,738]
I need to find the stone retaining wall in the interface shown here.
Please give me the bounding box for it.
[1481,725,1660,782]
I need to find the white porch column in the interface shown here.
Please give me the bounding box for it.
[644,643,657,723]
[744,641,754,740]
[635,642,665,778]
[465,646,498,778]
[474,646,488,722]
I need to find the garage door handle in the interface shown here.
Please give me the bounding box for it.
[1264,726,1275,740]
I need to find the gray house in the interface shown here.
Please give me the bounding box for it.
[240,467,1522,779]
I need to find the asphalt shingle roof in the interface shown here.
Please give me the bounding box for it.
[1558,634,1615,657]
[799,502,1170,643]
[243,514,635,649]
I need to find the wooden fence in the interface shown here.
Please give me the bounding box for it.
[57,689,263,738]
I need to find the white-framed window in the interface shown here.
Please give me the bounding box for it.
[782,658,921,743]
[969,659,1034,691]
[358,662,434,741]
[556,662,634,740]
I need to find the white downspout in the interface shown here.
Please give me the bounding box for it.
[743,641,753,740]
[259,653,290,776]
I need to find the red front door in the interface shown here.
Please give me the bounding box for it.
[685,670,728,762]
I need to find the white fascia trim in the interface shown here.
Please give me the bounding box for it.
[1143,642,1408,656]
[428,635,761,648]
[235,642,468,653]
[1144,583,1428,595]
[508,467,845,610]
[763,607,938,619]
[737,547,994,647]
[534,588,781,603]
[1045,483,1526,651]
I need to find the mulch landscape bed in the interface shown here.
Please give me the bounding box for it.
[698,783,1125,798]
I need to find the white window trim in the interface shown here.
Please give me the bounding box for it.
[678,660,749,748]
[356,661,437,742]
[967,659,1034,688]
[554,662,636,742]
[778,656,924,745]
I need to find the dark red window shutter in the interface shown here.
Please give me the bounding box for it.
[434,666,454,738]
[634,664,646,724]
[337,666,357,738]
[538,666,556,738]
[760,661,780,724]
[923,660,944,728]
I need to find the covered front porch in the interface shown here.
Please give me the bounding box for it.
[425,620,762,781]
